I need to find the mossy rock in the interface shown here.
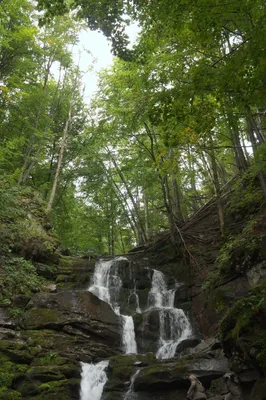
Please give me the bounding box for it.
[0,341,35,364]
[34,263,58,279]
[0,372,13,389]
[17,380,40,397]
[220,285,266,372]
[22,308,60,329]
[133,360,188,392]
[110,365,135,383]
[37,379,68,393]
[0,388,22,400]
[25,366,65,383]
[55,274,72,283]
[250,378,266,400]
[109,353,156,369]
[29,355,80,379]
[31,354,67,366]
[34,377,80,400]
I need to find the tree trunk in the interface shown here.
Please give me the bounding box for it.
[102,164,139,244]
[46,97,73,212]
[209,137,224,232]
[171,175,184,223]
[108,152,147,244]
[19,55,56,184]
[245,109,266,200]
[143,190,150,241]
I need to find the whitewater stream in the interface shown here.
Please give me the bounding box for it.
[79,257,138,399]
[79,257,193,399]
[148,269,192,359]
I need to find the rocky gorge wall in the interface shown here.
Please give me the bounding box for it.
[1,244,266,399]
[1,185,266,399]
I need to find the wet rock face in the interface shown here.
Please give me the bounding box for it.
[104,258,152,314]
[192,276,251,337]
[55,256,95,290]
[133,309,161,353]
[0,290,124,400]
[246,260,266,288]
[102,341,229,400]
[22,291,122,355]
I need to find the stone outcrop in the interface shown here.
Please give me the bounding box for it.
[102,339,229,400]
[192,276,251,337]
[0,290,123,399]
[21,290,122,358]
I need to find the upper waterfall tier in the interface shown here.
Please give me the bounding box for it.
[87,257,193,359]
[88,257,138,354]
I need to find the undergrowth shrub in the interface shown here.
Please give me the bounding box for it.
[0,257,44,303]
[220,286,266,369]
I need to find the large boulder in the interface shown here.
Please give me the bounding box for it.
[55,256,94,289]
[133,309,160,353]
[219,284,266,383]
[192,276,251,337]
[21,290,123,359]
[246,261,266,288]
[133,357,228,392]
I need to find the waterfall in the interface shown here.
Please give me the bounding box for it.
[147,269,192,359]
[148,270,167,308]
[80,361,109,400]
[89,258,123,314]
[80,258,193,399]
[124,369,140,400]
[156,308,192,359]
[88,257,137,354]
[128,284,141,313]
[122,315,137,353]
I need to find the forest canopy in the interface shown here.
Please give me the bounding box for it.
[1,0,266,255]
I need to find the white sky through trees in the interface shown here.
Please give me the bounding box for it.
[73,24,140,102]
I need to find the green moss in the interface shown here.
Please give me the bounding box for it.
[0,341,35,364]
[254,333,266,369]
[109,353,156,368]
[250,378,266,400]
[38,379,68,392]
[32,353,67,366]
[23,308,60,328]
[0,257,45,302]
[220,288,266,340]
[0,388,22,400]
[0,373,13,388]
[34,378,80,399]
[220,286,266,370]
[112,366,134,381]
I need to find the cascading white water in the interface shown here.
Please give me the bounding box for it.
[147,269,192,359]
[80,361,109,400]
[89,258,123,314]
[156,308,192,359]
[122,315,138,353]
[80,258,138,399]
[148,270,167,308]
[124,369,140,400]
[128,284,141,313]
[88,257,137,355]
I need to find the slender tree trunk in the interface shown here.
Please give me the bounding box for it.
[19,55,55,184]
[161,175,176,244]
[102,164,139,244]
[108,152,147,243]
[209,137,224,232]
[143,191,150,241]
[46,97,73,212]
[171,175,184,223]
[245,108,266,200]
[187,146,200,213]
